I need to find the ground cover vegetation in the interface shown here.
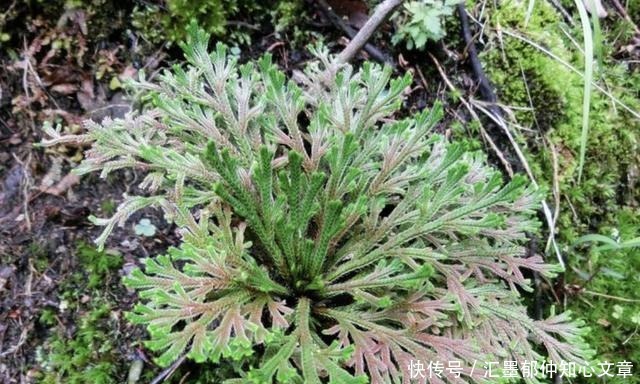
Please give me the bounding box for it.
[42,23,593,382]
[0,0,638,382]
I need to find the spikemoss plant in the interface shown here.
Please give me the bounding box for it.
[43,25,592,383]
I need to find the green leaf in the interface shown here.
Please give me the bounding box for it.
[134,218,157,237]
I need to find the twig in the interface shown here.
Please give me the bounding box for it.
[548,0,575,25]
[546,138,561,252]
[457,4,499,116]
[581,290,640,303]
[456,5,565,269]
[11,153,32,231]
[622,326,639,345]
[519,65,562,256]
[43,172,81,196]
[149,354,186,384]
[610,0,640,33]
[314,0,393,64]
[426,53,513,176]
[226,20,261,31]
[335,0,404,64]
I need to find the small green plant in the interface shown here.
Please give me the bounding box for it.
[100,198,117,215]
[572,233,640,253]
[568,213,640,377]
[37,301,119,384]
[76,242,123,289]
[35,243,125,383]
[44,25,593,382]
[392,0,462,49]
[131,0,305,47]
[134,218,157,237]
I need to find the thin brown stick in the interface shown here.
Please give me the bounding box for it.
[454,6,565,268]
[335,0,404,64]
[314,0,393,64]
[581,290,640,303]
[426,53,514,176]
[457,4,499,115]
[149,354,186,384]
[610,0,640,33]
[43,173,81,196]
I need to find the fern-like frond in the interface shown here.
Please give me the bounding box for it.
[43,24,593,383]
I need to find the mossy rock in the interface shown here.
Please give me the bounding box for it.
[479,0,640,371]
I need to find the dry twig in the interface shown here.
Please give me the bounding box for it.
[335,0,404,64]
[314,0,393,64]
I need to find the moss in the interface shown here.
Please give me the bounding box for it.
[75,242,122,289]
[34,243,125,383]
[32,241,245,383]
[480,0,640,373]
[572,208,640,360]
[131,0,307,47]
[36,300,120,384]
[100,198,117,216]
[28,241,51,272]
[482,0,639,236]
[482,0,578,131]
